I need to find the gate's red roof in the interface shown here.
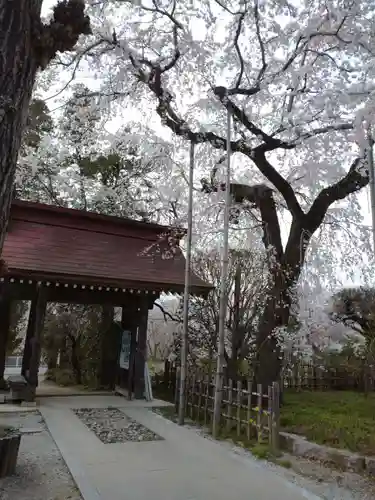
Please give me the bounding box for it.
[1,200,211,295]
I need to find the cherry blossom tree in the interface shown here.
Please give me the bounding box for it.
[54,0,375,388]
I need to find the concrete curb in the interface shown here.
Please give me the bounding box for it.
[40,408,102,500]
[280,431,375,476]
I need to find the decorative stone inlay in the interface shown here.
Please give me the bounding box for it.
[73,407,163,444]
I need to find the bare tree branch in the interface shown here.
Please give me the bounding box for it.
[234,10,246,88]
[154,301,181,323]
[251,149,303,218]
[306,156,369,232]
[292,122,354,143]
[253,0,267,84]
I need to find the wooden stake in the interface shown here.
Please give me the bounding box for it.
[213,106,232,438]
[178,141,195,425]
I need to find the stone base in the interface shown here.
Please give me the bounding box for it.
[0,430,21,478]
[280,431,369,475]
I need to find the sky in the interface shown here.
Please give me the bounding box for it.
[39,0,375,288]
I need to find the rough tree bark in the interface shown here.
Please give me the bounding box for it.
[0,0,90,253]
[69,335,82,385]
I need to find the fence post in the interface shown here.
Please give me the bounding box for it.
[271,381,280,453]
[257,383,263,443]
[246,378,252,440]
[204,373,209,426]
[174,366,180,413]
[267,384,273,448]
[226,378,233,432]
[190,371,196,419]
[236,380,242,437]
[197,371,203,422]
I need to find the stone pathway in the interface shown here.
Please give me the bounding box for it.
[38,394,321,500]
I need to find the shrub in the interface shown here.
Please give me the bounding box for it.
[54,368,77,386]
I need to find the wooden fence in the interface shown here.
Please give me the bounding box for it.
[152,361,280,452]
[282,362,375,392]
[154,359,375,395]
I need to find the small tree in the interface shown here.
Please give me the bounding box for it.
[7,301,28,356]
[331,287,375,393]
[163,249,267,376]
[44,303,102,385]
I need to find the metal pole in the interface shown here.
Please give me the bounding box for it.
[178,141,195,425]
[367,126,375,255]
[212,107,232,438]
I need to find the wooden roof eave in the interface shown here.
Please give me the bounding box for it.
[1,269,213,299]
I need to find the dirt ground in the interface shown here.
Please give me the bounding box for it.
[0,411,82,500]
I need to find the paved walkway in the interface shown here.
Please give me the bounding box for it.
[39,395,321,500]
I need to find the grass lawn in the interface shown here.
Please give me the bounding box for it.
[281,391,375,455]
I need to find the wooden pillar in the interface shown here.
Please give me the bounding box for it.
[0,288,11,387]
[120,299,140,400]
[21,298,37,377]
[134,296,149,399]
[25,286,47,400]
[99,305,116,389]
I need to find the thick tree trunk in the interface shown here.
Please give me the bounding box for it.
[69,337,82,385]
[0,1,90,254]
[0,1,42,252]
[253,220,308,396]
[253,285,290,389]
[229,261,242,381]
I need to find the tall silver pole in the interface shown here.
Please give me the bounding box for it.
[212,107,232,438]
[367,127,375,255]
[178,141,195,425]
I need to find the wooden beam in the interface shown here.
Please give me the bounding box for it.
[0,287,11,387]
[26,286,47,400]
[6,281,160,306]
[134,296,149,399]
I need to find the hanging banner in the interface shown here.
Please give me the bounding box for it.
[119,330,131,370]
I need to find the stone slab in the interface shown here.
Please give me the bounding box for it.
[280,431,367,474]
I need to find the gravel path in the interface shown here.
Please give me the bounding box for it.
[73,407,163,443]
[0,411,82,500]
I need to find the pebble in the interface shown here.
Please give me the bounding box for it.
[73,407,162,443]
